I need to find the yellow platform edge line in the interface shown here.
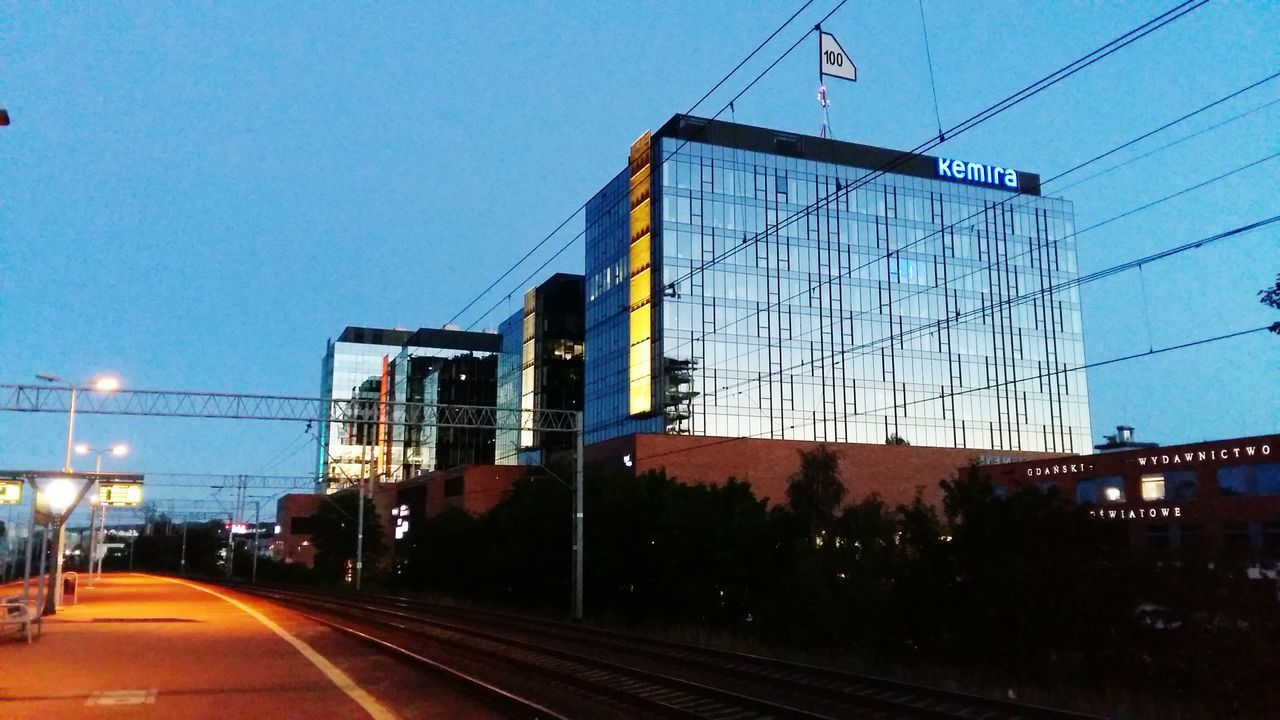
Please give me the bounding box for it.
[157,576,399,720]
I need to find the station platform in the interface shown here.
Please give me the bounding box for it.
[0,574,402,720]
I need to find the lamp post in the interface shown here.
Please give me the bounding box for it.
[75,443,128,581]
[35,373,121,607]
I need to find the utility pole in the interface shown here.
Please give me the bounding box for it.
[573,411,584,622]
[355,443,366,591]
[180,520,188,575]
[251,500,260,583]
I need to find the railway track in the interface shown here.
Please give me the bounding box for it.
[233,582,1105,720]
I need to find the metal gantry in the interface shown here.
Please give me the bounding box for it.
[1,383,588,620]
[0,383,579,430]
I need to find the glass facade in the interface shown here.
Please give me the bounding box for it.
[318,327,501,487]
[585,118,1091,451]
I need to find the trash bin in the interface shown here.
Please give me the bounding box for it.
[62,572,78,605]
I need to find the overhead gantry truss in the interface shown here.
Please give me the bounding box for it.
[0,383,580,431]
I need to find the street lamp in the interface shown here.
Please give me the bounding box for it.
[35,373,121,607]
[37,373,122,473]
[76,442,128,580]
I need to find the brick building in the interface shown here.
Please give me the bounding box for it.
[979,433,1280,558]
[587,433,1063,509]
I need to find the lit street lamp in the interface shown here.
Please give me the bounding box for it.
[35,373,121,609]
[76,443,128,581]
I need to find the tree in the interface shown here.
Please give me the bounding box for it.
[785,445,847,536]
[1260,272,1280,334]
[310,490,384,583]
[885,432,910,445]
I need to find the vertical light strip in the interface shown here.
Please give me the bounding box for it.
[520,288,536,447]
[628,132,654,415]
[376,355,389,481]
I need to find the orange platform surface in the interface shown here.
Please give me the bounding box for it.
[0,573,400,720]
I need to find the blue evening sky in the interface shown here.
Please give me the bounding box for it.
[1,1,1276,519]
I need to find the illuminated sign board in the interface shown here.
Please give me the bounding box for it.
[100,483,143,507]
[0,480,21,504]
[936,157,1019,190]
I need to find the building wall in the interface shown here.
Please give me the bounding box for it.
[588,433,1063,509]
[981,434,1280,558]
[272,494,325,567]
[584,115,1091,454]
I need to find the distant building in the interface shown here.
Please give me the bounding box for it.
[980,432,1280,559]
[497,273,585,465]
[382,464,526,570]
[317,325,502,488]
[272,493,325,567]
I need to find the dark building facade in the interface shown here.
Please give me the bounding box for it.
[980,433,1280,559]
[497,273,585,465]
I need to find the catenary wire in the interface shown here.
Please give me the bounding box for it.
[662,73,1279,371]
[443,0,822,329]
[638,325,1270,463]
[657,0,1212,299]
[463,0,1210,331]
[704,212,1278,403]
[675,135,1278,393]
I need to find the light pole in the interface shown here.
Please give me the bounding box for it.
[75,442,128,582]
[36,373,121,607]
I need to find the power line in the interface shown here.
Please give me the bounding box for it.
[443,0,825,329]
[659,0,1212,301]
[1052,96,1280,195]
[660,69,1280,370]
[639,325,1269,463]
[707,213,1277,403]
[465,0,1211,332]
[679,141,1277,397]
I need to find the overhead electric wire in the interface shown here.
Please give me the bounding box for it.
[640,325,1271,463]
[707,212,1278,402]
[464,0,1211,332]
[1052,96,1280,194]
[442,0,822,329]
[664,71,1280,373]
[701,151,1278,401]
[676,112,1278,388]
[659,0,1213,300]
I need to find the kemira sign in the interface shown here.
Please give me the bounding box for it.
[936,157,1020,190]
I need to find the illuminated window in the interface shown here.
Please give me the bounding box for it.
[1140,474,1165,501]
[1078,475,1124,503]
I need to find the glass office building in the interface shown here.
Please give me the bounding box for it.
[585,115,1091,453]
[317,326,502,488]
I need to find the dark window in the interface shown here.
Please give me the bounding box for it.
[1217,463,1280,496]
[1223,522,1252,559]
[1075,478,1098,504]
[1178,524,1203,552]
[1147,524,1172,550]
[1262,522,1280,561]
[1257,463,1280,495]
[1217,466,1249,496]
[290,516,318,535]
